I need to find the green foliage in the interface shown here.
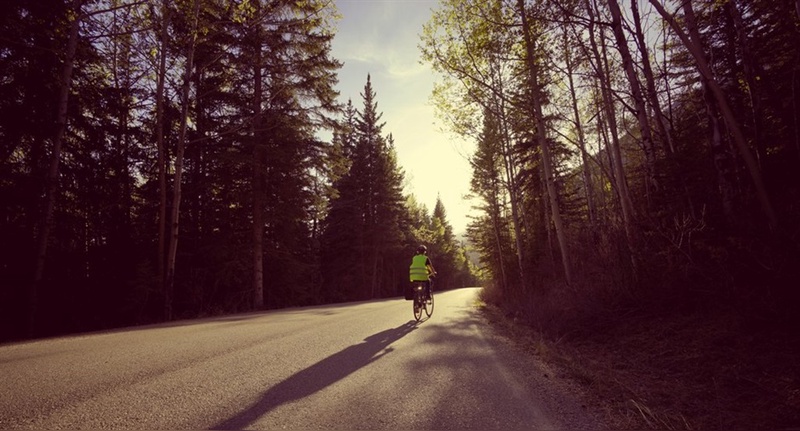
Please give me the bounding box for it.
[465,108,522,300]
[320,75,410,300]
[318,73,478,300]
[0,0,343,340]
[423,0,800,331]
[406,195,477,290]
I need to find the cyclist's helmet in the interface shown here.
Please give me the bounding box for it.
[417,245,427,254]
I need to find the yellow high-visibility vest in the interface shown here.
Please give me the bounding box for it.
[409,254,429,281]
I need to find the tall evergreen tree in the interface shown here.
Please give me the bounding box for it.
[467,108,516,299]
[1,0,69,338]
[0,0,343,340]
[321,75,407,300]
[429,197,455,287]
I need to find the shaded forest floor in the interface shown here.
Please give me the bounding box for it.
[479,302,800,429]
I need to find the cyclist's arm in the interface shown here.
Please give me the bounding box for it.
[426,258,437,276]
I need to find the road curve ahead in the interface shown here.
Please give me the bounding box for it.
[0,287,602,430]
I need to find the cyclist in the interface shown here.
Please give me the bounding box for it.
[409,245,437,299]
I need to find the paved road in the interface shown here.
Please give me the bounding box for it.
[0,287,602,429]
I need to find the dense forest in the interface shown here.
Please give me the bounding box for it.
[420,0,800,334]
[0,0,476,342]
[2,0,799,352]
[418,2,800,424]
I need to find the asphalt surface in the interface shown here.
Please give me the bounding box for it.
[0,287,603,429]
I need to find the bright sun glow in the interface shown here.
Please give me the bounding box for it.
[332,0,477,235]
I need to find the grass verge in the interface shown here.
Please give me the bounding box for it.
[477,300,800,429]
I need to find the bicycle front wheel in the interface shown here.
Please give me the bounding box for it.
[424,291,434,317]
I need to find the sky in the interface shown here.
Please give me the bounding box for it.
[329,0,478,235]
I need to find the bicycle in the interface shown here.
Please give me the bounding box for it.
[411,280,434,321]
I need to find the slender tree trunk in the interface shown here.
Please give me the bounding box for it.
[490,196,509,296]
[371,252,379,299]
[795,69,800,165]
[155,0,169,294]
[587,0,636,241]
[704,79,737,222]
[111,6,133,254]
[631,0,675,156]
[30,0,82,336]
[686,1,735,225]
[483,52,531,293]
[563,26,596,224]
[630,0,700,216]
[796,2,800,164]
[728,1,764,167]
[251,112,265,310]
[495,94,528,291]
[251,1,265,309]
[165,0,199,320]
[517,0,572,285]
[649,0,778,231]
[608,0,658,202]
[661,24,676,144]
[596,96,613,213]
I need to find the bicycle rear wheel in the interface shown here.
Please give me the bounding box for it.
[412,284,424,321]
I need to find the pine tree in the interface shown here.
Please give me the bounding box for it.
[429,197,457,288]
[321,75,407,300]
[467,109,516,298]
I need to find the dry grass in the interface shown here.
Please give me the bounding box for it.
[478,302,800,430]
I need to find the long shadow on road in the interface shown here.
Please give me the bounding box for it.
[213,321,418,430]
